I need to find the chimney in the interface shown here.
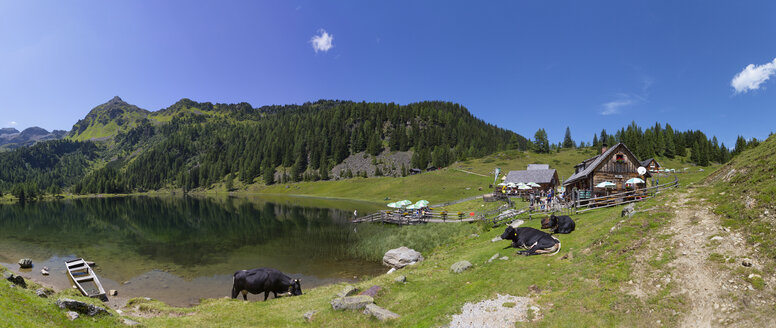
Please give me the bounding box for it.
[601,143,608,154]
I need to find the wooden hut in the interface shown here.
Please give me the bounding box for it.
[505,165,559,192]
[563,143,650,199]
[640,158,661,173]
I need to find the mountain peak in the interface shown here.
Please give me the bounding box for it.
[109,96,125,104]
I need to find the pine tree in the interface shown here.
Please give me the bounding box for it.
[563,126,574,148]
[263,165,275,185]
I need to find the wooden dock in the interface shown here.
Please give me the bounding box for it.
[353,211,485,225]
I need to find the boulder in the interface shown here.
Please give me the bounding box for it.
[363,303,400,321]
[359,285,381,297]
[330,295,374,311]
[303,310,317,322]
[65,311,79,321]
[451,260,472,273]
[41,268,50,276]
[382,247,424,269]
[394,275,406,283]
[18,258,33,269]
[621,204,635,217]
[336,285,358,298]
[56,298,111,316]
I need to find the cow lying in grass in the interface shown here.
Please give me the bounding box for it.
[501,226,561,256]
[232,267,302,301]
[541,214,576,234]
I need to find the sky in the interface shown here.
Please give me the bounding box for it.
[0,1,774,146]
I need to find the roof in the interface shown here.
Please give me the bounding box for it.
[505,169,558,185]
[563,143,642,186]
[640,158,660,167]
[527,164,550,170]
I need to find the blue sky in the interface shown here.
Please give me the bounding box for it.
[0,1,774,146]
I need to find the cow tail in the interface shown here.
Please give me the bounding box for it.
[550,237,561,256]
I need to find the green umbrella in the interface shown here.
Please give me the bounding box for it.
[405,204,418,210]
[387,202,400,208]
[397,200,412,206]
[414,200,429,207]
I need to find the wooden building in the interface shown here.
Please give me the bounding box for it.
[640,158,661,173]
[505,165,559,192]
[563,143,650,198]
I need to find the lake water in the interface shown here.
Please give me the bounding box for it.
[0,195,386,306]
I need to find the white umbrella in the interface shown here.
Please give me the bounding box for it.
[506,182,517,188]
[518,184,532,190]
[626,178,645,184]
[527,182,541,188]
[596,181,616,188]
[387,202,400,208]
[414,200,429,207]
[497,183,506,186]
[397,200,412,206]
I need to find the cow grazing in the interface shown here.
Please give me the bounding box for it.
[541,214,576,234]
[231,268,302,301]
[500,226,561,256]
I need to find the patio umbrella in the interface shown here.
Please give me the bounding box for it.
[497,183,506,186]
[397,200,413,206]
[626,178,645,184]
[596,181,617,188]
[506,182,516,188]
[387,202,400,208]
[527,182,541,188]
[518,184,532,190]
[405,204,418,210]
[414,200,430,207]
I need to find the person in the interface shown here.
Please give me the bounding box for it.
[353,209,357,218]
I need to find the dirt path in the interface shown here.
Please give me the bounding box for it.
[665,189,775,327]
[669,189,725,327]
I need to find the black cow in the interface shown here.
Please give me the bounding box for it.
[231,268,302,301]
[500,226,561,256]
[541,214,576,234]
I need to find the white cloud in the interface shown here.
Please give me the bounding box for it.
[731,58,776,93]
[601,98,633,115]
[8,121,17,127]
[310,29,334,53]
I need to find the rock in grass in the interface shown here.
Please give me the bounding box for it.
[363,303,400,321]
[303,310,317,322]
[336,285,358,298]
[359,285,381,297]
[383,247,423,269]
[451,261,472,273]
[4,273,26,288]
[488,254,499,263]
[394,275,406,283]
[56,298,111,316]
[330,295,374,311]
[35,288,49,298]
[18,258,32,269]
[65,311,79,321]
[121,318,141,326]
[741,258,753,267]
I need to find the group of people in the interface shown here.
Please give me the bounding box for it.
[528,189,565,211]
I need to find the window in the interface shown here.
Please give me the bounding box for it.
[615,153,625,163]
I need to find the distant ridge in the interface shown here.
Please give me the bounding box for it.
[0,126,66,150]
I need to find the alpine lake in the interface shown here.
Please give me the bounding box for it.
[0,195,386,307]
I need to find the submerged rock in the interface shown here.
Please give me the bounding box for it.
[330,295,374,311]
[383,247,424,269]
[363,303,400,321]
[18,258,33,269]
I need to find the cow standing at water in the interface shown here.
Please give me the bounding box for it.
[231,268,302,301]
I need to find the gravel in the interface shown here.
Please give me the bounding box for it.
[449,294,538,328]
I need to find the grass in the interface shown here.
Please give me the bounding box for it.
[0,267,122,327]
[126,182,695,327]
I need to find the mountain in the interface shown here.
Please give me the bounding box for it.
[0,127,67,150]
[68,96,150,141]
[2,98,528,197]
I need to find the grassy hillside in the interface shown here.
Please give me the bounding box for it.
[706,134,776,259]
[129,172,715,327]
[68,96,150,141]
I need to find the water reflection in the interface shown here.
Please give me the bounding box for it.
[0,196,384,306]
